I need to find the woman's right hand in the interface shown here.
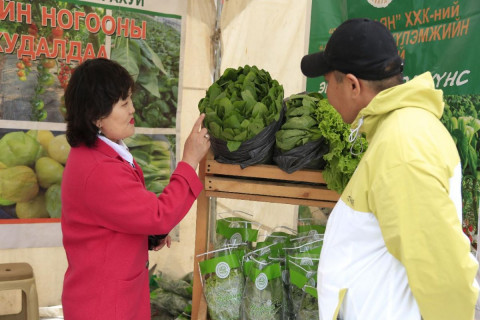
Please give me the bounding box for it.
[181,113,211,170]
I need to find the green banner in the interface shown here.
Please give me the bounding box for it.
[307,0,480,96]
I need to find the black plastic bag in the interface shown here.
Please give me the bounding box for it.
[209,108,285,169]
[273,138,328,174]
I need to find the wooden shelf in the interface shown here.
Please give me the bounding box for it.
[191,151,340,319]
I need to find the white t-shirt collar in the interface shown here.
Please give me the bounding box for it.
[97,135,134,167]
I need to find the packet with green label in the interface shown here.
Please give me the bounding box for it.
[287,254,320,319]
[215,211,261,250]
[197,247,245,320]
[241,257,284,320]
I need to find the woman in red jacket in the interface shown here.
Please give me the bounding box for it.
[61,58,210,319]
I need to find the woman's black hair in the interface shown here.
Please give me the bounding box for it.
[65,58,135,147]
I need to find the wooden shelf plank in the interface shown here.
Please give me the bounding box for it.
[205,159,326,184]
[205,176,340,202]
[205,190,337,207]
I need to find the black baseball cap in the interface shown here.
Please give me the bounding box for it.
[301,18,403,80]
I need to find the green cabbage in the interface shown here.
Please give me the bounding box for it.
[0,131,42,167]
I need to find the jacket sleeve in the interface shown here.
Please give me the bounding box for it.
[371,161,478,320]
[83,160,203,235]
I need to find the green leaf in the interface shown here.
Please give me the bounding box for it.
[281,115,317,130]
[224,114,242,129]
[135,38,168,76]
[137,69,160,98]
[252,102,268,118]
[227,140,242,152]
[111,36,141,81]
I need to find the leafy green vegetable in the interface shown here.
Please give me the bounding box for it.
[275,93,324,153]
[154,272,193,299]
[199,252,244,320]
[241,259,284,320]
[297,285,319,320]
[203,269,244,320]
[287,254,320,319]
[198,65,284,152]
[150,288,191,317]
[314,99,367,194]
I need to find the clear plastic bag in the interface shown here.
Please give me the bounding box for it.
[197,246,245,320]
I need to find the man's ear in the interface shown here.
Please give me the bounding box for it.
[345,73,361,98]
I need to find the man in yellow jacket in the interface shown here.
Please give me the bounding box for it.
[301,18,478,320]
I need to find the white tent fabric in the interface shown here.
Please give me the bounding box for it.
[220,0,310,96]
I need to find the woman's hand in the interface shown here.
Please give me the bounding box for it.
[152,235,171,251]
[181,113,211,170]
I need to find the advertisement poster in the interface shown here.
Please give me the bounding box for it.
[0,0,184,248]
[305,0,480,250]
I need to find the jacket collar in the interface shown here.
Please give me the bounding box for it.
[351,72,444,141]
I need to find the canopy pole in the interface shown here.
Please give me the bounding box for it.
[212,0,223,81]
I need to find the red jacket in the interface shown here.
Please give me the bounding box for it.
[61,138,203,320]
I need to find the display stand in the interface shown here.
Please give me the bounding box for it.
[191,151,340,319]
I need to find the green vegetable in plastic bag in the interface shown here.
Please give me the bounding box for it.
[287,254,320,319]
[198,250,244,320]
[215,217,259,250]
[198,65,284,152]
[297,284,319,320]
[275,93,324,153]
[241,258,284,320]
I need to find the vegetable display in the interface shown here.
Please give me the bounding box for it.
[198,214,326,320]
[198,65,284,152]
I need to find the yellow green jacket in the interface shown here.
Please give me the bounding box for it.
[317,72,478,320]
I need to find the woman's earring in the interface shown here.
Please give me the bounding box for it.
[98,127,102,135]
